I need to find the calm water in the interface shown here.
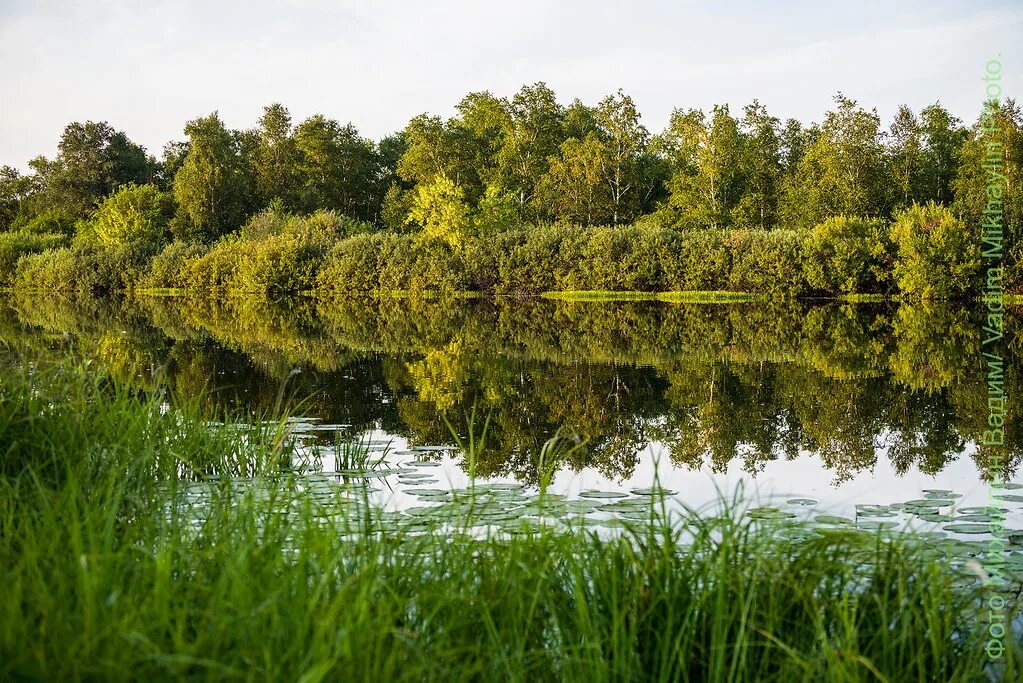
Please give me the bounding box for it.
[3,293,1022,541]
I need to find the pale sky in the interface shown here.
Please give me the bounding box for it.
[1,0,1020,169]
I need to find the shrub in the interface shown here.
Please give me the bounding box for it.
[803,216,890,295]
[232,235,326,296]
[564,226,667,291]
[14,210,77,237]
[661,230,731,292]
[139,241,210,290]
[493,224,587,294]
[13,243,156,294]
[0,232,68,287]
[727,229,807,295]
[890,203,980,300]
[377,236,467,292]
[92,183,173,247]
[318,233,390,294]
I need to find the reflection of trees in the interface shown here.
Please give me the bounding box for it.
[2,293,1021,483]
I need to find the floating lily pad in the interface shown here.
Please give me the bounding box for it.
[905,499,955,507]
[994,494,1023,502]
[942,523,993,534]
[786,498,818,506]
[917,514,955,522]
[856,521,898,530]
[814,515,853,525]
[630,487,678,496]
[578,490,628,499]
[997,483,1023,490]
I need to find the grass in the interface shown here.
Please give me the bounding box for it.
[1,358,1020,681]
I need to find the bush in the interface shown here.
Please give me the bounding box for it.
[890,203,980,300]
[564,226,667,291]
[92,183,173,248]
[492,224,587,294]
[318,233,390,294]
[13,243,157,294]
[232,235,326,295]
[727,229,807,295]
[377,236,468,292]
[139,241,210,290]
[803,216,890,295]
[0,232,68,287]
[14,210,77,237]
[661,230,731,291]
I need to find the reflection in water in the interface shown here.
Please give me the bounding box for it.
[0,292,1019,486]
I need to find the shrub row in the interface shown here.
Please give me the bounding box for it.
[3,204,984,299]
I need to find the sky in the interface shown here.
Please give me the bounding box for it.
[1,0,1020,169]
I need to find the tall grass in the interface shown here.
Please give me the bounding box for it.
[0,359,1018,681]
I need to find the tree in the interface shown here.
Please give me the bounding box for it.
[294,115,380,221]
[496,83,566,218]
[918,104,967,205]
[407,174,471,246]
[0,166,36,231]
[91,182,172,247]
[253,103,299,209]
[660,105,744,228]
[780,94,890,228]
[594,89,648,225]
[535,134,612,226]
[735,101,782,229]
[888,105,923,209]
[172,113,251,241]
[953,99,1023,289]
[24,121,155,221]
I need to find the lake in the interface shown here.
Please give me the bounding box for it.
[2,292,1021,541]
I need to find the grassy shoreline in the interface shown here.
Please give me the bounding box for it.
[1,359,1019,680]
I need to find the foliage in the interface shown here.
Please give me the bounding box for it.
[890,202,980,300]
[803,216,891,295]
[172,113,252,241]
[92,183,173,247]
[0,231,68,287]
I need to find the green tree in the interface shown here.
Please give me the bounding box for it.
[594,90,648,226]
[660,105,744,228]
[780,94,890,228]
[496,83,566,218]
[253,104,299,209]
[22,121,155,221]
[918,104,967,205]
[735,101,782,229]
[294,115,380,220]
[888,105,923,209]
[172,113,251,241]
[535,134,612,226]
[408,174,471,246]
[953,99,1022,288]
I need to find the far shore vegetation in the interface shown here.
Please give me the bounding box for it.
[0,85,1019,300]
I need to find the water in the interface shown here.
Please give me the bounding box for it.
[2,292,1022,546]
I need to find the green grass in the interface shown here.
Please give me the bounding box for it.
[0,358,1019,681]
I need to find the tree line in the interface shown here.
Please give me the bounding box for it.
[0,83,1020,296]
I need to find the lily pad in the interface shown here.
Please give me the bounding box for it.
[786,498,818,506]
[942,523,993,534]
[578,490,628,500]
